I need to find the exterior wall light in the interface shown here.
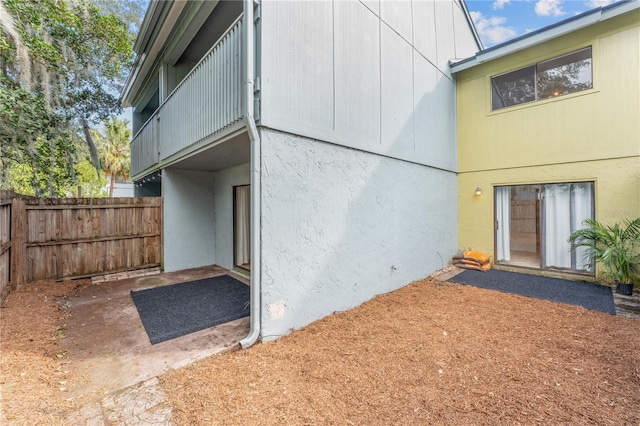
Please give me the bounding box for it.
[475,187,482,196]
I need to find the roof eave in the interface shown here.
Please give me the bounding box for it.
[121,1,187,107]
[460,0,484,52]
[450,0,638,74]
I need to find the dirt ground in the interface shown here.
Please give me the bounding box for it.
[1,276,639,425]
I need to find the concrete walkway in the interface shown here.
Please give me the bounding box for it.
[68,378,172,425]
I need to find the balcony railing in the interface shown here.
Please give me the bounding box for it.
[131,113,159,176]
[131,16,245,177]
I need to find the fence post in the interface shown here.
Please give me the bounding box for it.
[10,198,26,290]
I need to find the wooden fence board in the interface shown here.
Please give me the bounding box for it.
[23,197,162,282]
[0,203,10,299]
[10,198,27,290]
[2,197,162,287]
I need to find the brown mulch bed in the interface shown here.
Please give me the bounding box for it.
[160,279,640,425]
[0,280,90,425]
[1,277,639,425]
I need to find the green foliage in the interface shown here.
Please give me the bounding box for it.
[1,131,107,197]
[74,157,107,197]
[4,140,74,197]
[568,218,640,285]
[0,75,77,196]
[93,0,147,34]
[0,0,136,196]
[92,116,131,197]
[4,162,35,195]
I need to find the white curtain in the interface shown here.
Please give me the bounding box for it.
[235,186,251,267]
[495,186,511,262]
[570,183,594,272]
[543,183,594,270]
[543,184,572,268]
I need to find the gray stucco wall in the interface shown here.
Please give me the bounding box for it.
[162,168,216,272]
[259,128,458,340]
[162,164,250,273]
[213,163,251,271]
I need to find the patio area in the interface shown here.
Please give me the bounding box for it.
[61,265,250,400]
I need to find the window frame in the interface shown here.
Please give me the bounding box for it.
[493,181,596,275]
[490,46,593,111]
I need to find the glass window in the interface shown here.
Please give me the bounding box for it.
[491,66,536,110]
[536,47,592,99]
[491,47,592,111]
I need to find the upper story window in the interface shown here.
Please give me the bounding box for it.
[491,47,592,111]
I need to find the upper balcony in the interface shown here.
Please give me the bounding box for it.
[128,3,247,178]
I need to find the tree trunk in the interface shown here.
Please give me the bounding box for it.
[82,118,101,178]
[109,172,115,197]
[25,137,40,197]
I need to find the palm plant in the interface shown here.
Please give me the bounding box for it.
[93,117,131,197]
[569,217,640,294]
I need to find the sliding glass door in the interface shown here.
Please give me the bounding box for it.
[541,183,594,271]
[495,182,594,273]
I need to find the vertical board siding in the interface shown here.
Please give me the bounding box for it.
[434,0,456,77]
[380,23,415,157]
[261,0,473,169]
[130,115,159,177]
[130,17,245,178]
[16,197,162,282]
[334,0,381,145]
[273,1,334,129]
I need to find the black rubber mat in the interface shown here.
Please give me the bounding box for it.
[131,275,250,344]
[449,269,616,315]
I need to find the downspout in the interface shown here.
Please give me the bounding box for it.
[240,0,261,349]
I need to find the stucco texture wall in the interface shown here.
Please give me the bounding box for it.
[162,164,250,273]
[162,169,216,272]
[213,163,250,271]
[456,11,640,261]
[259,128,457,340]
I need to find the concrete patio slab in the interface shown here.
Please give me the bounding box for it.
[61,265,250,403]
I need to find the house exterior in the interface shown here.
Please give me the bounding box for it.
[104,173,134,197]
[121,0,480,344]
[451,1,639,276]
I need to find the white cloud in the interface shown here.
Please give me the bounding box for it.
[585,0,614,8]
[535,0,566,17]
[470,11,517,46]
[493,0,511,9]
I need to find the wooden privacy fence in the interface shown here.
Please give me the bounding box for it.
[4,196,162,293]
[0,198,10,299]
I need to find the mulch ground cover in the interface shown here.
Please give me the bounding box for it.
[1,276,639,425]
[0,279,90,425]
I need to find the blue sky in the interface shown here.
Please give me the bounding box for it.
[465,0,625,48]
